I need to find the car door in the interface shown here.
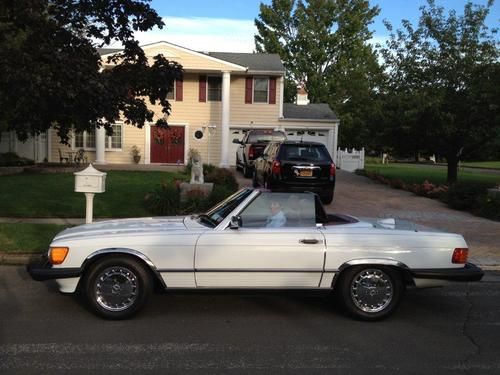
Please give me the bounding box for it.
[194,192,326,288]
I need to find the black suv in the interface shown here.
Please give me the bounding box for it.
[252,141,336,204]
[234,129,286,177]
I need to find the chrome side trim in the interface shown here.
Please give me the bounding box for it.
[330,259,411,288]
[336,258,410,272]
[192,268,324,273]
[83,248,166,289]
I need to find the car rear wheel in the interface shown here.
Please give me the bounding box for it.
[336,266,403,321]
[83,256,153,320]
[321,190,334,205]
[243,163,252,178]
[252,170,260,187]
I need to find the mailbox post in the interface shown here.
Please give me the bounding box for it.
[74,164,107,224]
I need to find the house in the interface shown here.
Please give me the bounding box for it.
[0,41,339,166]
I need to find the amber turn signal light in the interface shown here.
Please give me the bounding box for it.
[49,247,69,265]
[452,248,468,264]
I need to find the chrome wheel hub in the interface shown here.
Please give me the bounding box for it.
[95,267,138,311]
[351,269,393,313]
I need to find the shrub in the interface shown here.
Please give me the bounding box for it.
[444,183,488,211]
[143,182,180,215]
[0,152,34,166]
[205,168,238,191]
[181,189,210,214]
[476,195,500,221]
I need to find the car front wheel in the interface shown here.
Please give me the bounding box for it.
[83,256,153,320]
[336,266,403,321]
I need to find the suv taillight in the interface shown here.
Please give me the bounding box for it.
[248,145,255,159]
[330,162,336,176]
[272,160,281,175]
[452,248,468,264]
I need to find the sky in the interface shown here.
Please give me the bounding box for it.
[123,0,500,52]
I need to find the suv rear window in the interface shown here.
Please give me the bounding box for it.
[279,144,331,162]
[247,131,286,143]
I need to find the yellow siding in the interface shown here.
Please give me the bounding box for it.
[229,75,281,126]
[143,43,245,72]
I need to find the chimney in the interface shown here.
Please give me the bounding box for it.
[296,85,309,106]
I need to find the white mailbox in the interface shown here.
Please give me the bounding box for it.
[74,164,106,193]
[74,164,107,224]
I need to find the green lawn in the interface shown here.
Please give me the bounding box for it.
[365,163,500,186]
[0,170,188,218]
[0,223,68,253]
[461,161,500,170]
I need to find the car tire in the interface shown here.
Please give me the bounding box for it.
[235,155,242,171]
[243,163,252,178]
[321,190,334,205]
[263,176,270,190]
[252,170,260,187]
[336,266,403,321]
[83,256,153,320]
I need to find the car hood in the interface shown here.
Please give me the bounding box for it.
[53,216,188,242]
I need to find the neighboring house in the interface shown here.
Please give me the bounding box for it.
[0,41,339,166]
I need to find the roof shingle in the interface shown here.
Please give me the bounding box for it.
[283,103,338,121]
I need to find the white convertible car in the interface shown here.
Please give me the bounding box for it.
[28,188,483,321]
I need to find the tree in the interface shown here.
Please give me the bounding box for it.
[380,0,499,182]
[255,0,382,148]
[0,0,183,143]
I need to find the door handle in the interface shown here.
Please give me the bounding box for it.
[299,239,319,244]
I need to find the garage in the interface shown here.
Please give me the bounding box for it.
[226,126,335,166]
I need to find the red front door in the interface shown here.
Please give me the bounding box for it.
[150,126,185,164]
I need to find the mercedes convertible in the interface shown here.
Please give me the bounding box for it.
[28,188,483,321]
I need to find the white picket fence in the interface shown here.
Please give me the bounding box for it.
[336,148,365,172]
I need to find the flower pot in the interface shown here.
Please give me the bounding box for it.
[133,155,141,164]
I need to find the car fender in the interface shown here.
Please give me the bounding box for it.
[81,247,166,289]
[333,258,414,288]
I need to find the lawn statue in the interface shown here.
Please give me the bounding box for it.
[189,149,204,184]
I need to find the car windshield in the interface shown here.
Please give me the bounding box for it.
[248,131,286,143]
[198,189,253,228]
[280,144,331,162]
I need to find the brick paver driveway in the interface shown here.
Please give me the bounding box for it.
[233,169,500,267]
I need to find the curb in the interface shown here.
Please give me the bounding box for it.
[0,253,41,266]
[2,253,500,271]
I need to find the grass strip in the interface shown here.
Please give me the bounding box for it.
[0,223,68,253]
[365,163,500,186]
[0,170,187,218]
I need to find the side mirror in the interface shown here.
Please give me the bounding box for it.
[230,215,242,229]
[232,138,242,144]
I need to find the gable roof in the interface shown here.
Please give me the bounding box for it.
[97,45,284,74]
[208,52,285,73]
[283,103,338,121]
[97,48,122,56]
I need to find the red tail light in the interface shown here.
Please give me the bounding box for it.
[272,160,281,175]
[452,248,468,264]
[248,145,255,159]
[330,162,336,176]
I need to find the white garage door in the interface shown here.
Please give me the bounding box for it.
[285,130,329,146]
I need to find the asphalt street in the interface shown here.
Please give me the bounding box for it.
[1,266,499,374]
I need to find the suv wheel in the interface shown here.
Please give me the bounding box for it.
[243,164,252,178]
[321,190,334,205]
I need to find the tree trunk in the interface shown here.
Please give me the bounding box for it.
[446,155,458,183]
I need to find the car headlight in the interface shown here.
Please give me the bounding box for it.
[49,247,69,265]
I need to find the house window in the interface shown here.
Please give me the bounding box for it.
[109,124,122,149]
[74,131,95,149]
[73,124,122,150]
[207,76,222,101]
[166,83,175,100]
[254,77,269,103]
